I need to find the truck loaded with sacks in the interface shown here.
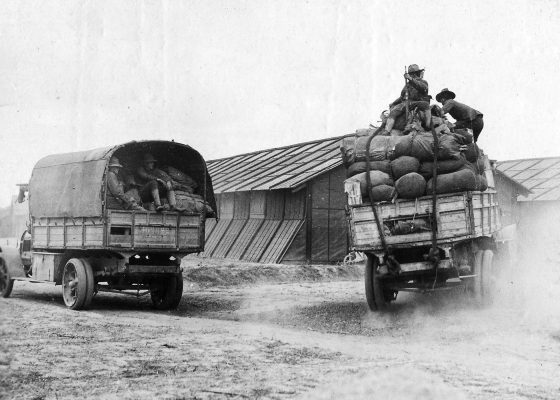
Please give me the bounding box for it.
[341,123,503,311]
[0,140,216,310]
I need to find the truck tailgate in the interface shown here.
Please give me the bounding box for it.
[347,191,500,251]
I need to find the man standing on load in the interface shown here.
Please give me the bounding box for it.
[383,64,431,134]
[436,88,484,142]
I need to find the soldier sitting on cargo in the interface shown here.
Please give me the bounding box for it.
[136,153,186,213]
[436,88,484,142]
[383,64,432,134]
[107,157,147,211]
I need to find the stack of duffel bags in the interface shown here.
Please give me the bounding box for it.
[340,125,488,204]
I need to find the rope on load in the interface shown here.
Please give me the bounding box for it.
[428,118,441,267]
[365,126,400,275]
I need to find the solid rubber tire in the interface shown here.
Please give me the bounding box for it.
[471,250,484,303]
[150,273,183,310]
[365,254,386,311]
[62,258,89,310]
[81,258,95,309]
[481,249,494,303]
[0,259,14,298]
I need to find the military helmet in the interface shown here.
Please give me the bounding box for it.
[108,156,123,168]
[143,153,157,164]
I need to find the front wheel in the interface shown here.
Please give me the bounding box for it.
[365,254,388,311]
[150,273,183,310]
[0,259,14,298]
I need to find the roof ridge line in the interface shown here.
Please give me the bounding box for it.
[497,155,560,164]
[207,132,359,163]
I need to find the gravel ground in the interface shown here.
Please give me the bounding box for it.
[1,257,560,399]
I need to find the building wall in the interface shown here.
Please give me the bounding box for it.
[204,165,349,264]
[305,165,348,263]
[204,189,306,263]
[494,173,522,226]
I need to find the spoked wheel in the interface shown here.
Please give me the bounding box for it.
[62,258,95,310]
[0,259,14,298]
[150,273,183,310]
[365,254,391,311]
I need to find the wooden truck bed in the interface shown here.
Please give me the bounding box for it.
[32,210,205,252]
[347,190,501,251]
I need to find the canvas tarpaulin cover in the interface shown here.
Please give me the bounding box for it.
[29,148,112,218]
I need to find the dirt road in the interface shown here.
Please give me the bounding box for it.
[1,259,560,400]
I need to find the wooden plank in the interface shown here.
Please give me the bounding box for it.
[203,219,232,256]
[109,211,133,226]
[219,193,235,219]
[33,227,48,247]
[212,220,247,258]
[48,227,64,247]
[243,220,282,262]
[311,208,329,262]
[178,227,200,248]
[66,226,83,247]
[85,226,104,246]
[260,220,303,263]
[250,191,266,218]
[282,221,307,262]
[328,209,347,261]
[226,219,264,259]
[329,166,347,210]
[233,192,251,219]
[205,218,218,240]
[311,173,330,209]
[284,190,306,220]
[133,226,177,247]
[266,191,285,219]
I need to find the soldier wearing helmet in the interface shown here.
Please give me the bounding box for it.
[383,64,431,134]
[136,153,186,212]
[107,156,146,211]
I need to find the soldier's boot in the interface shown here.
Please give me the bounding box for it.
[423,110,432,130]
[152,189,165,212]
[168,190,186,213]
[384,117,395,134]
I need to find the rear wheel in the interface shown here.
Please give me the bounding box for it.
[470,250,484,302]
[62,258,94,310]
[0,259,14,298]
[481,250,494,304]
[150,273,183,310]
[365,254,387,311]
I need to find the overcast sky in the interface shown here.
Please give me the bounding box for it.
[1,0,559,206]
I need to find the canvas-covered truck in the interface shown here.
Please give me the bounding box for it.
[0,140,216,310]
[343,129,503,311]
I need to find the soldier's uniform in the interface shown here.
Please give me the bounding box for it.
[107,157,145,211]
[385,64,431,133]
[436,88,484,142]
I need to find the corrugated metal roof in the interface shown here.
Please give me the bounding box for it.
[207,133,538,201]
[497,157,560,201]
[207,135,347,193]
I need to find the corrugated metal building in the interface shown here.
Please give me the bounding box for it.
[203,135,538,264]
[204,136,348,264]
[497,157,560,251]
